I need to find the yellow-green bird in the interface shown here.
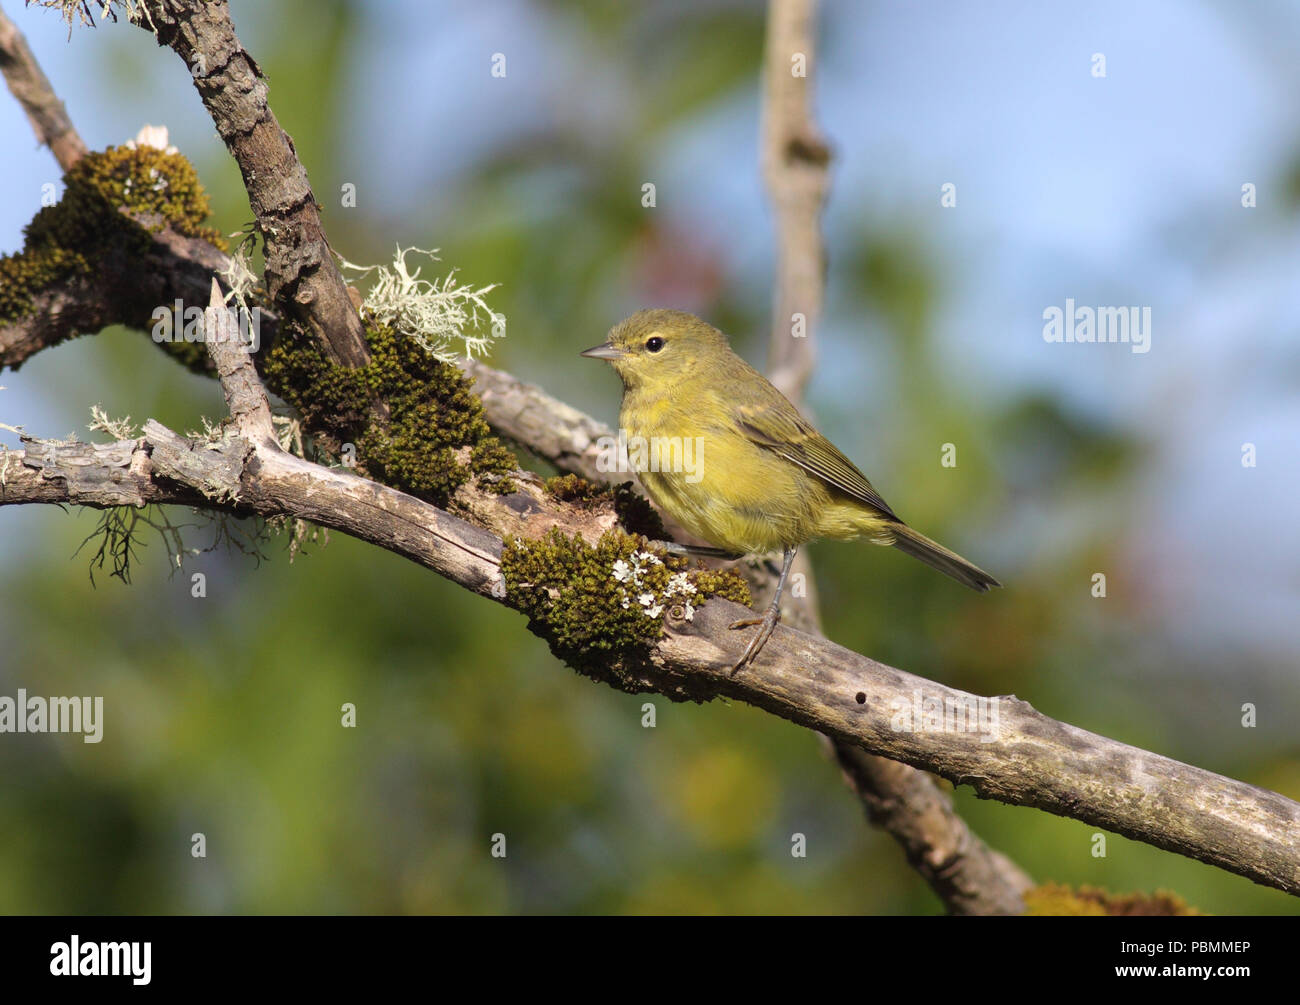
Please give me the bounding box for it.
[582,309,1000,671]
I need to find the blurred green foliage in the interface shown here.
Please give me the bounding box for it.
[0,0,1297,915]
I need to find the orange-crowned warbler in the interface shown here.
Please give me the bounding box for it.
[582,309,999,671]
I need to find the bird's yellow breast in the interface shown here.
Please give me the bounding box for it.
[619,389,885,555]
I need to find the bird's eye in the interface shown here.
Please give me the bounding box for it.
[645,336,665,353]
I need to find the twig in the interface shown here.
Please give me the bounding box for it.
[0,5,87,170]
[761,0,829,398]
[202,277,272,441]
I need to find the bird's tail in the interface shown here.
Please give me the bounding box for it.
[886,523,1001,593]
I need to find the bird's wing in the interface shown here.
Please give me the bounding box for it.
[734,398,901,521]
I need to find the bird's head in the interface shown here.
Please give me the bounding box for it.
[580,309,731,392]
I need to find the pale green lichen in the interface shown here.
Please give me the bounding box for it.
[87,404,139,441]
[219,231,261,315]
[339,246,504,361]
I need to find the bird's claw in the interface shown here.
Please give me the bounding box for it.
[730,606,781,674]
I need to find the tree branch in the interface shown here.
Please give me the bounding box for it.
[0,5,86,170]
[832,745,1033,912]
[134,0,370,368]
[761,0,829,397]
[3,411,1298,897]
[459,358,615,484]
[0,210,236,372]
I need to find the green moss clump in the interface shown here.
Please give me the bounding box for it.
[1024,883,1202,916]
[544,474,667,541]
[544,473,607,506]
[0,246,86,322]
[612,481,668,540]
[262,320,517,504]
[501,528,750,683]
[0,144,224,323]
[470,437,519,488]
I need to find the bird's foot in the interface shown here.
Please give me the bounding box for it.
[729,605,781,675]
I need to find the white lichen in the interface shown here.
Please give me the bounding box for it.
[219,236,259,314]
[88,404,139,440]
[185,415,223,442]
[338,246,504,361]
[36,2,157,39]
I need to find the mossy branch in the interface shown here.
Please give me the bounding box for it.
[5,410,1300,898]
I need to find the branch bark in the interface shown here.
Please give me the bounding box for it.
[135,0,370,368]
[0,5,87,170]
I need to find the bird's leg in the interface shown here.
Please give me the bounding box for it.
[653,540,739,559]
[730,545,796,674]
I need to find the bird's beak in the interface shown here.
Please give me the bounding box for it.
[580,342,625,361]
